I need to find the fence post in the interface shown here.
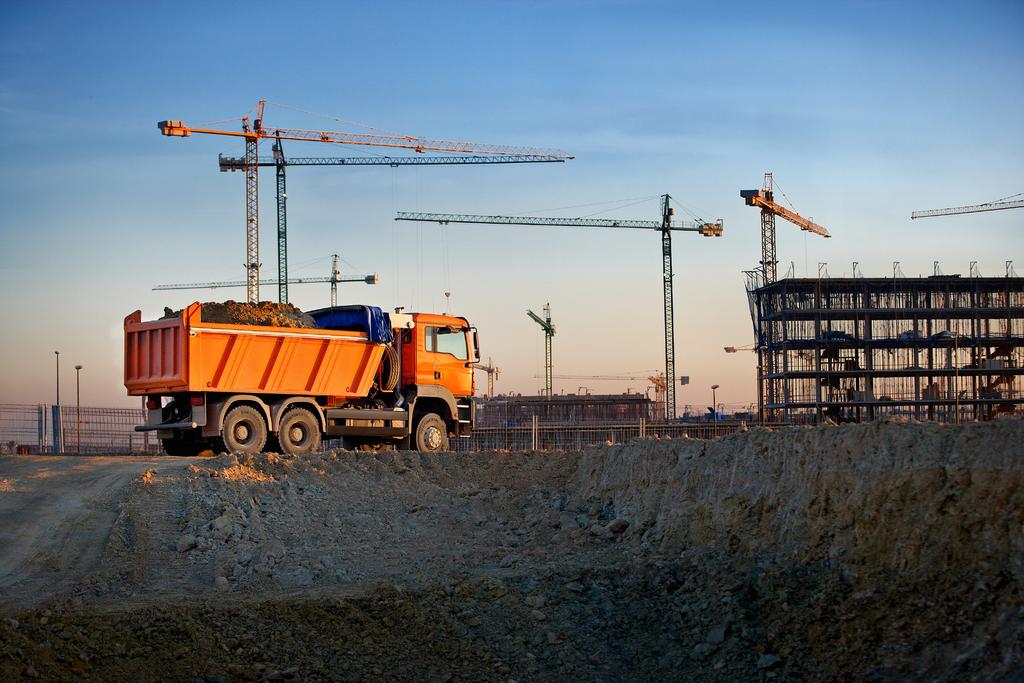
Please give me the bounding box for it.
[531,416,538,451]
[51,405,63,454]
[37,404,47,453]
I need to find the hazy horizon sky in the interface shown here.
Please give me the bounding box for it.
[1,0,1022,409]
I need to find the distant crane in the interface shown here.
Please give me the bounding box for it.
[154,254,377,307]
[741,172,831,284]
[473,358,502,398]
[397,194,723,419]
[218,149,568,304]
[158,99,572,303]
[527,304,556,399]
[911,192,1024,219]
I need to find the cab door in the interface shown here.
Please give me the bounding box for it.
[426,325,475,398]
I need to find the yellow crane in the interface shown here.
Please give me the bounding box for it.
[742,172,830,284]
[159,100,572,303]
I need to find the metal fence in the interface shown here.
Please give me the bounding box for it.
[0,404,158,455]
[0,404,749,455]
[453,418,745,451]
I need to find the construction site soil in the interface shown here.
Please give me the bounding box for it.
[162,302,316,328]
[1,419,1021,681]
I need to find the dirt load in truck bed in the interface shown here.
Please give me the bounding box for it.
[0,418,1021,682]
[161,301,317,328]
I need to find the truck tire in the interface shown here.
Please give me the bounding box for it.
[414,413,449,453]
[278,408,321,456]
[221,405,267,455]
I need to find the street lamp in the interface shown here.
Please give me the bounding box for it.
[54,351,60,405]
[74,364,83,454]
[711,384,720,425]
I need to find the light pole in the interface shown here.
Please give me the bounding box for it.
[54,351,62,454]
[711,384,720,425]
[74,364,83,454]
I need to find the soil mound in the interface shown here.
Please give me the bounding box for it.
[1,420,1021,681]
[162,301,316,328]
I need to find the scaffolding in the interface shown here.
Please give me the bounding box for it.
[748,273,1024,423]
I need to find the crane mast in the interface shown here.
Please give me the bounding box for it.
[273,139,287,304]
[397,196,723,419]
[660,195,676,421]
[527,304,556,399]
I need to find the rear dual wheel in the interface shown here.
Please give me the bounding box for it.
[278,408,320,456]
[221,405,267,455]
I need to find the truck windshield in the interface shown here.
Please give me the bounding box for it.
[431,327,469,360]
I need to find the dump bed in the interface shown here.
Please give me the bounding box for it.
[124,302,385,398]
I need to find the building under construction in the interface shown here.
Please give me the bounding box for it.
[477,393,656,427]
[748,273,1024,423]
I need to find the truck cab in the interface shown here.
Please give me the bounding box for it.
[395,312,478,451]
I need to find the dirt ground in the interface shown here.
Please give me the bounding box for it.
[0,419,1021,681]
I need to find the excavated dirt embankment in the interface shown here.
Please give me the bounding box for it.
[1,419,1021,682]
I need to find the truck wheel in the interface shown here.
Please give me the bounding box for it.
[278,408,321,456]
[414,413,449,453]
[222,405,267,455]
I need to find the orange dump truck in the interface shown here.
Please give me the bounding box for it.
[125,302,478,455]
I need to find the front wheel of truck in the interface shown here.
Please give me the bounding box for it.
[221,405,268,455]
[414,413,449,453]
[278,408,321,456]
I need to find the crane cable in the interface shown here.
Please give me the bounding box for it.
[514,194,659,216]
[769,175,800,214]
[263,100,407,137]
[985,191,1024,204]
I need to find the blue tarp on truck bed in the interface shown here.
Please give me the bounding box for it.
[308,305,394,344]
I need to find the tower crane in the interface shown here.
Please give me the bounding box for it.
[396,194,723,419]
[911,192,1024,219]
[218,149,568,304]
[154,254,376,307]
[473,358,501,398]
[741,172,830,284]
[527,304,556,399]
[158,99,572,304]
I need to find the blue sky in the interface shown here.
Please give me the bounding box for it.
[1,0,1022,407]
